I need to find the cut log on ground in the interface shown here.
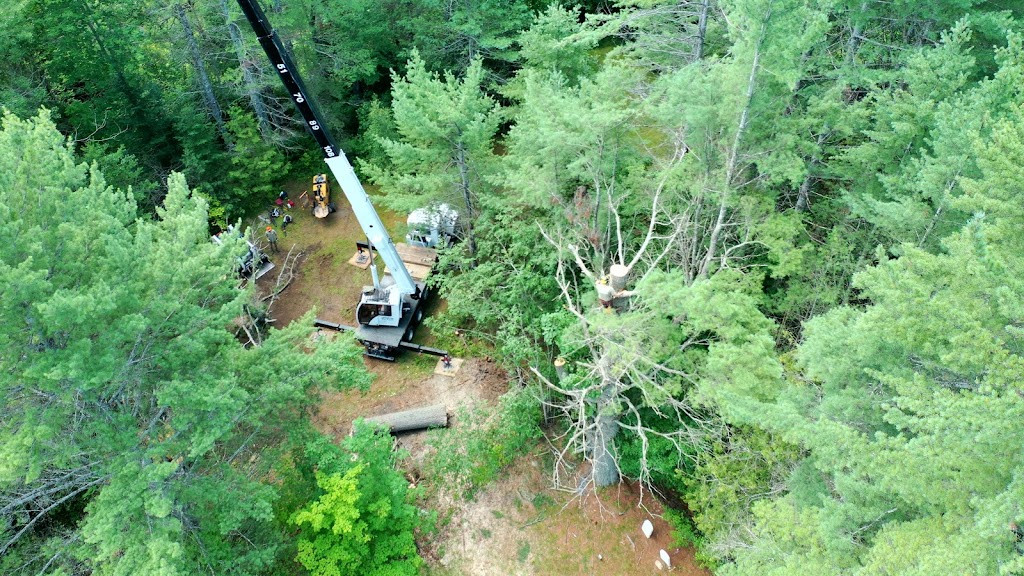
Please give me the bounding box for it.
[361,405,448,433]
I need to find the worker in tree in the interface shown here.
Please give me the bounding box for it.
[596,276,615,311]
[265,226,279,253]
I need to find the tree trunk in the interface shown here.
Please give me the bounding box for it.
[454,140,478,255]
[175,3,228,143]
[695,0,710,61]
[362,405,448,433]
[590,384,620,487]
[844,1,868,67]
[220,0,272,135]
[796,174,811,212]
[700,6,769,278]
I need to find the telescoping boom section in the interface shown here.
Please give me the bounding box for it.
[235,0,417,328]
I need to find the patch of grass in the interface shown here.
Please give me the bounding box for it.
[423,562,460,576]
[438,509,454,528]
[480,528,492,539]
[409,350,440,373]
[531,492,554,510]
[517,540,531,563]
[491,510,505,519]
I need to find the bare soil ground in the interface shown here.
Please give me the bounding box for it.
[252,181,709,576]
[427,456,710,576]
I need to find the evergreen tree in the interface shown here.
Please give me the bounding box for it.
[716,98,1024,574]
[363,50,502,253]
[0,110,368,575]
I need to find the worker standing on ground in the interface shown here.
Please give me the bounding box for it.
[281,214,293,235]
[265,226,279,253]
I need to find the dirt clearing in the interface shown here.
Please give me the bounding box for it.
[427,456,712,576]
[250,181,709,576]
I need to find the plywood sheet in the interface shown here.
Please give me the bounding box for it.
[347,249,372,269]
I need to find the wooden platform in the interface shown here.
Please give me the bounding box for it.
[351,242,437,280]
[396,243,439,265]
[388,243,438,281]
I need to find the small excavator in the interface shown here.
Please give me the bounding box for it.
[236,0,447,360]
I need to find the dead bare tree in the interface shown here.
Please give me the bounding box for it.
[217,0,301,143]
[174,2,228,143]
[532,136,725,491]
[529,2,781,495]
[530,244,726,491]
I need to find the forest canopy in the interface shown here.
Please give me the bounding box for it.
[2,0,1024,574]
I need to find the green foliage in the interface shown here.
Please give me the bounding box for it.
[715,99,1024,573]
[616,414,696,495]
[430,205,561,366]
[79,142,158,211]
[663,506,703,550]
[427,387,542,497]
[413,0,534,76]
[0,1,43,119]
[683,426,800,552]
[516,4,596,83]
[362,50,501,220]
[224,107,287,218]
[0,111,369,575]
[23,0,179,165]
[289,424,423,576]
[353,97,399,168]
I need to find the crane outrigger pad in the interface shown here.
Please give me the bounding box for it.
[347,249,373,269]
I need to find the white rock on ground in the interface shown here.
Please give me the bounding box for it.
[642,519,654,538]
[660,549,672,568]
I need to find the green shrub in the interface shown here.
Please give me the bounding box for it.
[428,386,542,496]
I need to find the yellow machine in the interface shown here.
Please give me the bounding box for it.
[312,173,336,218]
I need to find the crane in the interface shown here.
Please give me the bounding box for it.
[236,0,436,358]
